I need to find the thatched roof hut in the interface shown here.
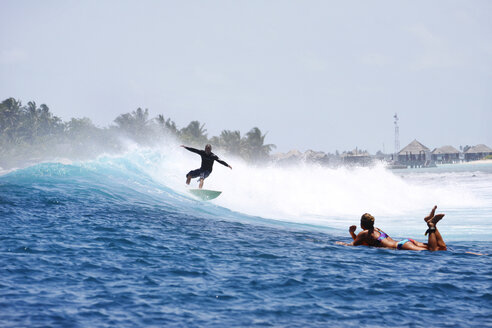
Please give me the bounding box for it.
[431,145,460,163]
[432,145,460,155]
[398,140,430,155]
[464,144,492,161]
[465,144,492,154]
[397,140,431,167]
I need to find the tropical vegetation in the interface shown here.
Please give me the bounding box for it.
[0,98,276,169]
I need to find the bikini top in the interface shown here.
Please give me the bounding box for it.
[376,228,389,242]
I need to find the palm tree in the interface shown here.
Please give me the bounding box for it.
[242,127,276,162]
[114,107,150,139]
[16,101,39,141]
[38,104,63,137]
[180,121,208,145]
[66,117,96,135]
[156,114,179,136]
[218,130,242,156]
[0,98,23,143]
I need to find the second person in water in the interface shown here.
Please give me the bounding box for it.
[338,206,447,251]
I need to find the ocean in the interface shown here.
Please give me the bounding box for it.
[1,144,491,327]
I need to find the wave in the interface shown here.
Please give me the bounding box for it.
[2,144,490,240]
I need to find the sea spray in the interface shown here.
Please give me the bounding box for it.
[3,143,490,240]
[132,144,488,239]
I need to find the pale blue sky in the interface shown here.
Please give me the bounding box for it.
[1,0,491,153]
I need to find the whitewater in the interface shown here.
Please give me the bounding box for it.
[1,143,491,327]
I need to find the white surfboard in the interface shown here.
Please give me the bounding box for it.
[189,189,222,201]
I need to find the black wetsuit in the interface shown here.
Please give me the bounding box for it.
[184,147,229,179]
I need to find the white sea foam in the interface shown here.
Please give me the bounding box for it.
[21,142,486,241]
[135,143,491,240]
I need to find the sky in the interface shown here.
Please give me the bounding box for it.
[1,0,491,153]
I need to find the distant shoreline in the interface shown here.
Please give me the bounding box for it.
[458,159,492,165]
[432,159,492,166]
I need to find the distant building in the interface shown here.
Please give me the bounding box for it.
[464,144,492,161]
[271,149,303,165]
[431,145,460,164]
[303,150,331,165]
[342,148,372,166]
[397,140,432,168]
[271,149,332,166]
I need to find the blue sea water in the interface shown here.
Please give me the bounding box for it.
[1,150,491,327]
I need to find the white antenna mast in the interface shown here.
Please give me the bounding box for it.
[394,113,400,156]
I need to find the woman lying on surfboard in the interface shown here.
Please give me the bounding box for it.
[337,206,447,251]
[181,144,232,189]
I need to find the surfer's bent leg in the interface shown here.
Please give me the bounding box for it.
[186,169,201,185]
[198,170,211,189]
[186,169,211,188]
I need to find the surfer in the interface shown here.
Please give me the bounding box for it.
[181,144,232,189]
[337,206,447,251]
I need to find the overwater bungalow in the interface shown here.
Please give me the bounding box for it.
[464,144,492,161]
[397,140,433,168]
[431,145,460,164]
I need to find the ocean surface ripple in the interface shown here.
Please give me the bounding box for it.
[1,155,491,327]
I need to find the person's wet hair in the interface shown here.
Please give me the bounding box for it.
[205,144,212,152]
[361,213,375,230]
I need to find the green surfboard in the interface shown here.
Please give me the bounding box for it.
[189,189,222,201]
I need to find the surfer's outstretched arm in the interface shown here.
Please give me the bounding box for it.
[216,158,232,169]
[181,145,201,155]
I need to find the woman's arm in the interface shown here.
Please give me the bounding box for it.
[337,231,366,247]
[349,225,357,241]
